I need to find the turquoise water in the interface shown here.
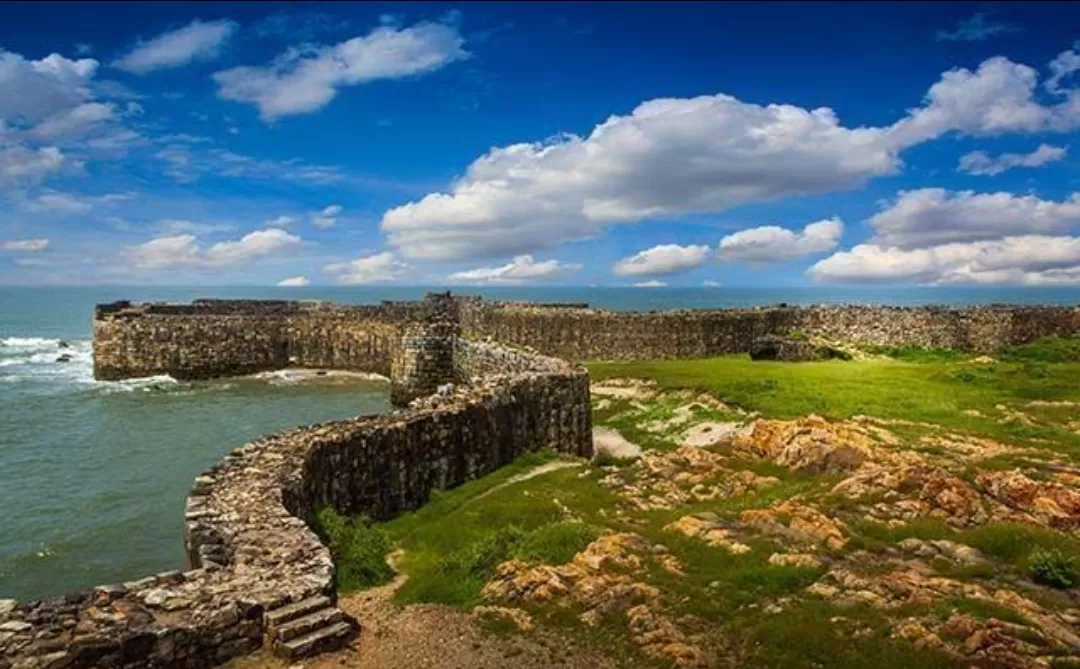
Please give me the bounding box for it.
[1,285,1078,601]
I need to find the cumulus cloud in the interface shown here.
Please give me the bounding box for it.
[632,280,667,288]
[936,13,1019,42]
[958,144,1067,175]
[126,228,301,269]
[381,49,1080,262]
[277,275,309,286]
[612,244,711,277]
[886,56,1080,147]
[113,19,238,74]
[382,96,900,260]
[0,50,98,123]
[868,189,1080,249]
[808,235,1080,285]
[311,204,342,228]
[324,251,413,284]
[718,218,843,263]
[447,254,582,284]
[213,21,467,120]
[1,238,49,251]
[0,145,67,188]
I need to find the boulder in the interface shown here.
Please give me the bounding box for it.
[749,335,852,362]
[55,354,73,363]
[57,340,71,349]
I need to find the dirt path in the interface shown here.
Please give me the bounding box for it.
[230,462,613,669]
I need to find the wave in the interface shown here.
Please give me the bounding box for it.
[249,368,390,386]
[0,336,66,349]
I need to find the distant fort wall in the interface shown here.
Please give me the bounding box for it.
[458,301,1080,358]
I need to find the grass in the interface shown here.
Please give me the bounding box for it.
[312,507,394,593]
[587,345,1080,457]
[313,337,1080,668]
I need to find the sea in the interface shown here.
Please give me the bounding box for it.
[2,284,1079,601]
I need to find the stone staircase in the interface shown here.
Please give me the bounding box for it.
[265,595,357,660]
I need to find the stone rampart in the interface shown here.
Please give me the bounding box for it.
[458,301,1080,359]
[7,293,1078,668]
[1,309,591,668]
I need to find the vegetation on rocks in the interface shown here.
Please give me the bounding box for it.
[322,336,1080,668]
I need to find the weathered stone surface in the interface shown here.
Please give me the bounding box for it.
[749,335,852,362]
[4,294,592,669]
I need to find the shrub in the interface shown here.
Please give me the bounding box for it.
[1029,548,1077,589]
[313,506,394,592]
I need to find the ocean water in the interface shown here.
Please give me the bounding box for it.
[1,284,1078,602]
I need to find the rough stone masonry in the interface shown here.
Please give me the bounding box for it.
[3,293,1077,668]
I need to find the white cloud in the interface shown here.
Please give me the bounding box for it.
[277,275,309,287]
[312,204,342,228]
[213,21,468,120]
[154,146,344,184]
[380,51,1080,262]
[155,219,234,235]
[868,189,1080,249]
[936,13,1019,42]
[447,254,582,284]
[718,217,843,263]
[886,57,1080,147]
[0,50,98,123]
[1046,46,1080,95]
[702,279,721,287]
[28,101,114,140]
[808,235,1080,285]
[382,95,902,260]
[324,251,412,284]
[1,238,49,251]
[612,244,711,277]
[632,280,667,288]
[113,19,238,74]
[958,144,1067,175]
[266,215,295,227]
[0,145,67,188]
[24,190,135,212]
[126,228,301,269]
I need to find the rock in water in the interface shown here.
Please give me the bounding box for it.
[55,353,73,363]
[749,335,851,362]
[57,340,70,349]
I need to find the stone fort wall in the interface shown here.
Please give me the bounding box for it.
[2,295,590,668]
[6,293,1078,668]
[458,300,1080,358]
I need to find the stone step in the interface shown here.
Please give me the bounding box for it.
[273,606,344,642]
[277,620,356,660]
[264,595,332,627]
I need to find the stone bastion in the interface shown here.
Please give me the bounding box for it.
[2,293,1078,668]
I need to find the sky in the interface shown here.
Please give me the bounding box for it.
[1,1,1079,287]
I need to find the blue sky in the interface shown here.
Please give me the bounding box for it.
[1,1,1079,287]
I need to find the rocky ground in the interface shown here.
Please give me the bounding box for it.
[237,359,1080,669]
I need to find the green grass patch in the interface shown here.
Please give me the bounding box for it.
[738,599,956,669]
[587,353,1080,458]
[866,345,969,363]
[313,507,394,593]
[514,521,603,565]
[1000,335,1080,364]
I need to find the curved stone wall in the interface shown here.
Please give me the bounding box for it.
[2,298,591,668]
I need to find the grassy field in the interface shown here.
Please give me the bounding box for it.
[320,337,1080,668]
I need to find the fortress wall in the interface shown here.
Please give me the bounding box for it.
[1,329,591,669]
[459,303,1080,359]
[92,301,423,381]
